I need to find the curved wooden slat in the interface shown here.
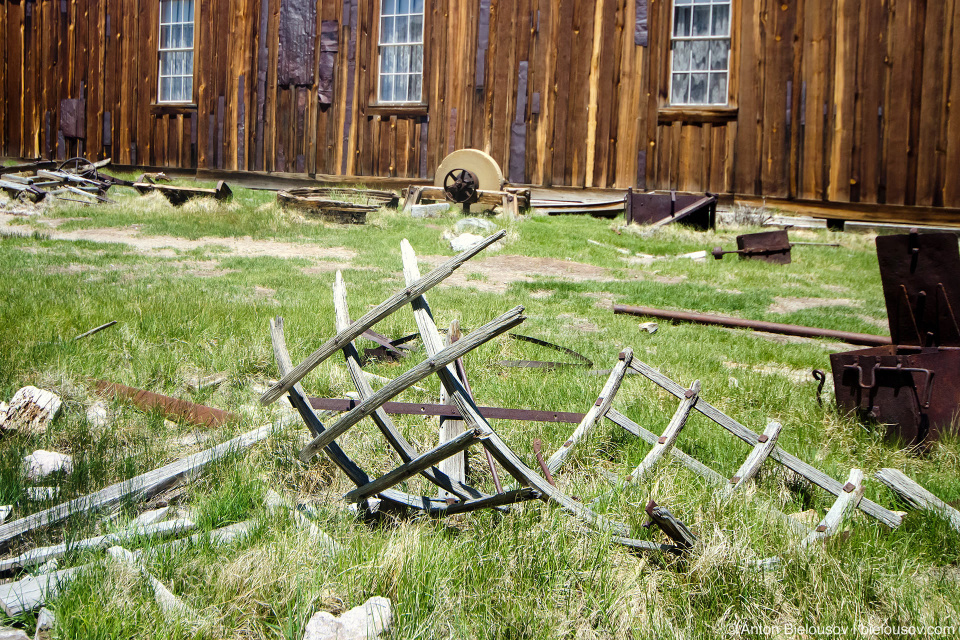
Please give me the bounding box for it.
[624,380,701,482]
[725,420,782,491]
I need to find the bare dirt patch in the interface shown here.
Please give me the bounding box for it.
[0,213,356,262]
[767,296,855,314]
[419,254,616,294]
[558,313,600,333]
[723,361,813,385]
[583,291,615,309]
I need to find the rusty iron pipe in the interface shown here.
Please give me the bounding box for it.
[96,380,239,428]
[613,304,891,347]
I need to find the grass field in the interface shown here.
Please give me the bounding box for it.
[1,177,959,639]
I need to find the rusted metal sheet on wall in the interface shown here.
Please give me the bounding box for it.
[341,0,358,174]
[277,0,317,86]
[635,0,648,46]
[509,61,529,184]
[476,0,492,88]
[60,99,85,139]
[318,20,339,105]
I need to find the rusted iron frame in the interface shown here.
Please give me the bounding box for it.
[613,304,891,347]
[498,333,594,370]
[95,380,237,428]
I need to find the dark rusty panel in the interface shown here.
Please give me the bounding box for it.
[341,0,358,174]
[625,191,716,230]
[318,20,339,104]
[476,0,492,88]
[277,0,318,86]
[96,380,239,428]
[830,346,960,446]
[60,99,86,138]
[736,230,792,264]
[876,232,960,347]
[308,397,587,424]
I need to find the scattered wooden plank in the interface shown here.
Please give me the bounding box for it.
[726,420,783,491]
[0,518,195,573]
[546,350,634,474]
[73,320,117,341]
[106,546,198,622]
[0,419,292,547]
[627,359,902,528]
[0,566,83,617]
[298,305,524,461]
[137,521,257,558]
[799,469,864,549]
[875,468,960,532]
[260,231,506,405]
[263,490,341,554]
[132,180,232,206]
[438,320,468,500]
[625,381,701,482]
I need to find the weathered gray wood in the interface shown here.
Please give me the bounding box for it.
[628,360,902,528]
[799,469,865,549]
[625,381,701,482]
[331,276,484,500]
[260,231,506,405]
[137,521,256,559]
[73,320,117,340]
[106,546,197,622]
[0,567,83,616]
[0,419,291,547]
[608,536,681,555]
[646,502,697,550]
[875,468,960,532]
[343,429,483,504]
[401,185,422,212]
[438,320,467,500]
[0,518,195,573]
[263,491,342,555]
[605,409,725,483]
[270,317,438,510]
[427,488,540,516]
[546,350,634,474]
[298,305,524,461]
[726,420,782,491]
[400,240,632,537]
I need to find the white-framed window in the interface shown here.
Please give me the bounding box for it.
[669,0,731,106]
[378,0,425,104]
[158,0,195,103]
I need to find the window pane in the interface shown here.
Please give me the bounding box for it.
[410,73,422,102]
[672,73,689,103]
[183,24,194,47]
[380,74,394,102]
[692,6,711,37]
[382,47,396,73]
[690,72,708,103]
[183,75,194,101]
[709,40,729,70]
[398,0,410,13]
[412,44,423,72]
[171,0,182,23]
[161,25,173,49]
[173,77,185,102]
[159,76,172,102]
[380,17,394,43]
[382,0,396,15]
[184,51,194,76]
[161,0,171,23]
[412,0,424,12]
[712,4,730,36]
[675,0,692,4]
[691,40,708,70]
[184,0,194,22]
[395,15,408,43]
[410,14,423,42]
[672,41,691,71]
[709,73,727,104]
[674,7,691,37]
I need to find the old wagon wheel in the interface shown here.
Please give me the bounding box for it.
[443,169,480,204]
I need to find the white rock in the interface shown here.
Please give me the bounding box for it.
[27,487,60,501]
[130,507,170,528]
[638,322,658,334]
[449,233,485,253]
[678,250,708,261]
[0,505,10,524]
[454,217,498,235]
[409,203,450,218]
[37,558,59,574]
[303,597,393,640]
[0,627,30,640]
[85,401,110,429]
[23,450,73,481]
[34,608,56,639]
[0,387,62,435]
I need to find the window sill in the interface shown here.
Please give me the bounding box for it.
[658,106,738,124]
[151,103,198,115]
[365,103,429,117]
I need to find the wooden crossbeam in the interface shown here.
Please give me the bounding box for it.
[624,381,701,482]
[628,360,901,528]
[726,420,782,492]
[298,305,524,461]
[799,469,865,549]
[343,429,483,504]
[875,468,960,533]
[260,230,506,405]
[546,349,634,474]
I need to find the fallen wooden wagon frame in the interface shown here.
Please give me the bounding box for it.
[134,180,233,206]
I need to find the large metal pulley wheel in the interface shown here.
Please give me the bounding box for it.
[443,168,481,205]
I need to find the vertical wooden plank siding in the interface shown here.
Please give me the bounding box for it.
[1,0,960,214]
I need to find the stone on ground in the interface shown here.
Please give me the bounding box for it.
[303,596,392,640]
[0,387,62,435]
[0,627,29,640]
[454,217,498,235]
[23,450,73,481]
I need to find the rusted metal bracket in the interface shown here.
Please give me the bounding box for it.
[644,500,697,551]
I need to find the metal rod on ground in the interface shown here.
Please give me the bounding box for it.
[73,320,118,340]
[613,304,891,347]
[95,380,238,428]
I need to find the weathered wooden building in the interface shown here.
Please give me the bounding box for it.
[1,0,959,220]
